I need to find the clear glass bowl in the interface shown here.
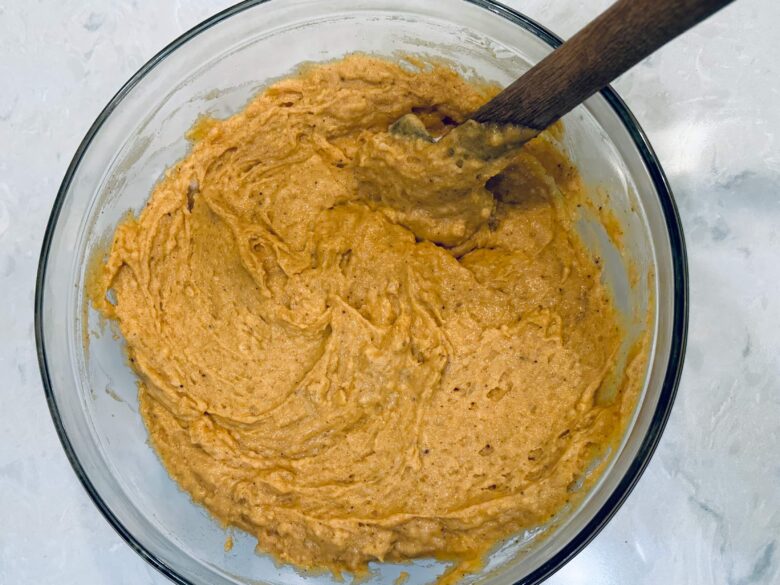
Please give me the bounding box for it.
[35,1,688,584]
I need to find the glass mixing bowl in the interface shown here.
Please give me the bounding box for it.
[35,1,688,584]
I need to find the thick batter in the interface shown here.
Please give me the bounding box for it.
[91,56,639,577]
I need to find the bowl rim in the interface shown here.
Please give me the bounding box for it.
[34,0,689,584]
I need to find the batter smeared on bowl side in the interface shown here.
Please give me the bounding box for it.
[90,55,644,579]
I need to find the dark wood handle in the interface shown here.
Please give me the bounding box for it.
[472,0,735,129]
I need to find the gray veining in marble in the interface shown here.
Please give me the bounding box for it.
[1,1,778,584]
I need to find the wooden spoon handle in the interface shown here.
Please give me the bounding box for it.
[472,0,735,130]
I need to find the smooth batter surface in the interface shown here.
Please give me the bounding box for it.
[91,56,640,578]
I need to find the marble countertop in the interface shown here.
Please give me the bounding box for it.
[1,1,778,583]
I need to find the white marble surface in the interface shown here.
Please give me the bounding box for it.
[1,0,778,583]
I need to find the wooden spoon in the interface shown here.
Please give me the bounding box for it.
[393,0,736,145]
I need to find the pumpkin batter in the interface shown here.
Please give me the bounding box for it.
[91,55,641,578]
